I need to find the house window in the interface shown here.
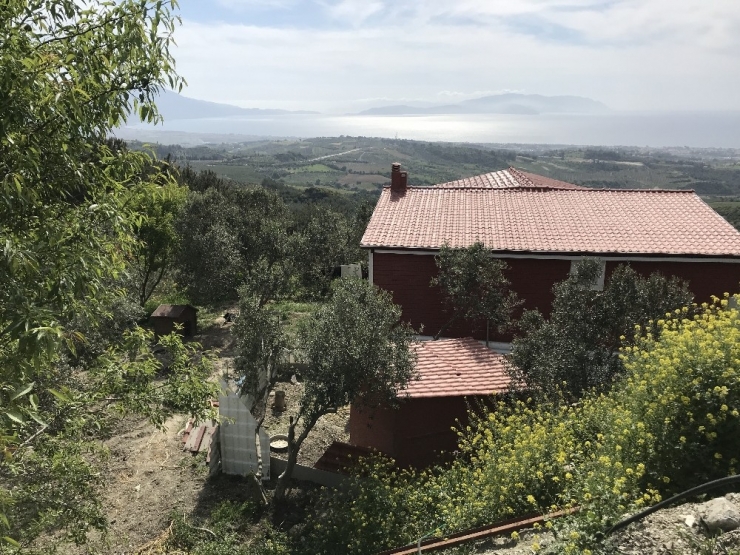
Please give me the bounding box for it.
[570,259,606,291]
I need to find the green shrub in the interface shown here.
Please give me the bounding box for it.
[166,505,287,555]
[297,458,438,555]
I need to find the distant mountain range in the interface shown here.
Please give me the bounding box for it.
[151,90,318,120]
[357,94,610,116]
[138,91,609,121]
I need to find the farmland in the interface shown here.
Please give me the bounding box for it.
[134,137,740,230]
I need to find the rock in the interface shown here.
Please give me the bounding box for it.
[700,497,740,533]
[681,514,696,528]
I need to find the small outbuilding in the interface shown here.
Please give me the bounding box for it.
[150,304,198,338]
[349,337,512,468]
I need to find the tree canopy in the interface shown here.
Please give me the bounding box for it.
[235,279,417,502]
[0,0,217,545]
[509,259,695,399]
[431,242,519,339]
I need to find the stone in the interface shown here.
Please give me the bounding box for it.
[700,497,740,533]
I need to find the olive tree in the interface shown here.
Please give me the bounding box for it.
[176,186,297,305]
[431,242,520,340]
[235,279,417,503]
[509,259,695,400]
[233,288,288,430]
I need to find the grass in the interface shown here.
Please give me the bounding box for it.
[270,301,317,338]
[187,161,265,185]
[297,163,334,172]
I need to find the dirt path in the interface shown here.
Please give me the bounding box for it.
[90,414,205,553]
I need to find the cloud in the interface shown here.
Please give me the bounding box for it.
[213,0,299,10]
[173,0,740,112]
[321,0,385,23]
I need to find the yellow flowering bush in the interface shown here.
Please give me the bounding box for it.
[300,295,740,555]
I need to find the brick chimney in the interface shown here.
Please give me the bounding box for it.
[390,163,408,192]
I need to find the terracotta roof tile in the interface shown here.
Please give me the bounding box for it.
[511,168,587,190]
[402,338,511,398]
[361,184,740,257]
[434,167,586,190]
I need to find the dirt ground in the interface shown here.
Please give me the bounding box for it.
[205,313,350,467]
[260,379,350,467]
[67,312,348,553]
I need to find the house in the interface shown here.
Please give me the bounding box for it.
[349,337,511,468]
[345,164,740,468]
[361,164,740,348]
[150,304,198,338]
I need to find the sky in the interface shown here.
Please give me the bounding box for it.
[172,0,740,114]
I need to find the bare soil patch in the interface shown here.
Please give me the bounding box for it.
[261,378,350,466]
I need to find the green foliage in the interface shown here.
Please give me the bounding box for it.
[150,136,515,196]
[129,166,188,305]
[234,290,289,422]
[297,278,417,416]
[712,201,740,232]
[293,205,362,298]
[235,279,417,501]
[301,296,740,554]
[431,242,519,339]
[3,327,218,547]
[0,0,218,544]
[297,458,438,555]
[510,259,694,399]
[176,186,296,305]
[515,148,740,195]
[174,166,370,304]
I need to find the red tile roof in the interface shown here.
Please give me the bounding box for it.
[434,167,585,190]
[402,338,511,398]
[361,185,740,257]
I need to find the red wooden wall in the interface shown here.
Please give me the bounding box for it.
[350,396,491,468]
[372,252,740,342]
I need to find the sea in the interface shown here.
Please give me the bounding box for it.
[120,111,740,149]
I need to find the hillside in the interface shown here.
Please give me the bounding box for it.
[131,137,740,220]
[358,93,610,116]
[143,90,318,121]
